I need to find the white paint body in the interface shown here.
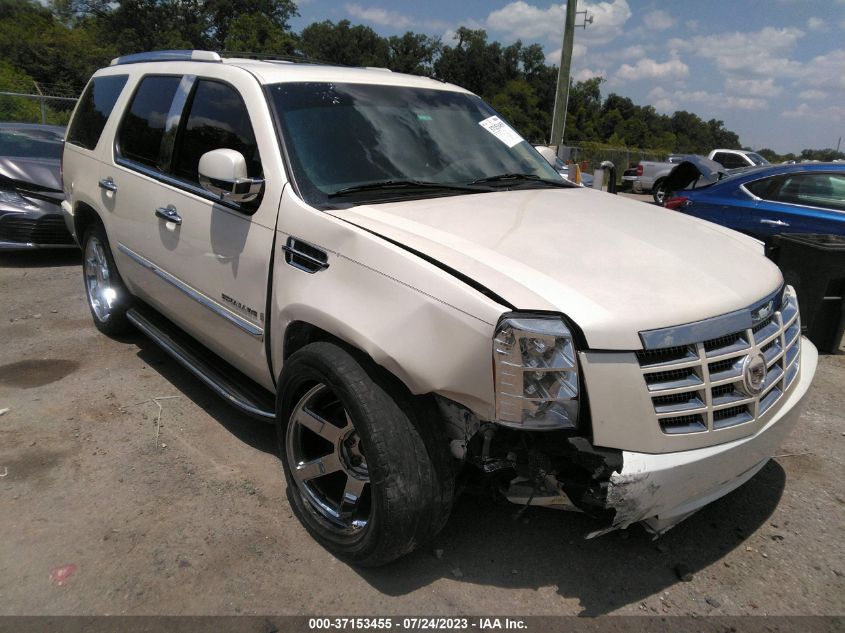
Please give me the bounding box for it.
[62,58,817,535]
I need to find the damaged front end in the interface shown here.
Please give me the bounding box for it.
[440,332,816,539]
[471,426,622,524]
[438,393,625,532]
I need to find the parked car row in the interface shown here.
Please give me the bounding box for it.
[629,149,770,205]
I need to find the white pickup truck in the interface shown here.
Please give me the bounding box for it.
[708,149,770,170]
[631,155,690,204]
[61,50,816,566]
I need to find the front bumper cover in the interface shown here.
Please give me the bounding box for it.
[599,337,817,536]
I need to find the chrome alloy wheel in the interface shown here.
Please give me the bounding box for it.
[84,235,117,323]
[286,383,371,533]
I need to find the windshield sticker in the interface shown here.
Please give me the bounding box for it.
[416,113,433,121]
[478,115,524,148]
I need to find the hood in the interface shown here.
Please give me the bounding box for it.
[664,156,726,194]
[0,157,63,197]
[328,188,782,350]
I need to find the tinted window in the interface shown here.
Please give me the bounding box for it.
[118,76,181,168]
[713,152,746,169]
[171,80,261,183]
[773,173,845,212]
[67,75,128,150]
[745,176,780,199]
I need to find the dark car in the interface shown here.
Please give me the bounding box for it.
[662,160,845,242]
[0,123,75,250]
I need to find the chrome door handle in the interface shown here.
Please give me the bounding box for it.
[760,219,789,227]
[98,177,117,192]
[155,205,182,225]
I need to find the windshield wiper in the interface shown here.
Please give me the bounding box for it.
[468,173,574,188]
[328,179,483,198]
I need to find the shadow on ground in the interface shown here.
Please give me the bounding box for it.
[128,323,786,615]
[350,460,784,614]
[133,338,277,456]
[0,249,81,268]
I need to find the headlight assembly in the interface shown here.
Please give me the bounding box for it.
[493,314,579,430]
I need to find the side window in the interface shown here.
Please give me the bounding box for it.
[774,173,845,212]
[117,76,182,168]
[66,74,129,150]
[715,153,745,169]
[745,176,781,200]
[171,80,261,183]
[712,152,729,168]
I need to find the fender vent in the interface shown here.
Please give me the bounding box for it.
[283,237,329,273]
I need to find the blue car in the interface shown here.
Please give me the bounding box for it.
[662,159,845,243]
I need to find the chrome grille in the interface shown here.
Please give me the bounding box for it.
[636,290,801,435]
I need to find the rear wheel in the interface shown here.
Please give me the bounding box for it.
[82,223,132,335]
[652,179,669,205]
[277,342,454,566]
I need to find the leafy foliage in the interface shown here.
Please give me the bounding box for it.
[0,1,832,159]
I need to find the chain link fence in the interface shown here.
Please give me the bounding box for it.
[560,142,668,175]
[0,89,78,126]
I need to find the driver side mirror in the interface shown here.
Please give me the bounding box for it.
[198,148,264,204]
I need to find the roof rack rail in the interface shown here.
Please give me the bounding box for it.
[110,50,222,66]
[220,50,341,66]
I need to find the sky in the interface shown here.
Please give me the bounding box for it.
[290,0,845,154]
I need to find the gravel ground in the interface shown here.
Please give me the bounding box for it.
[0,249,843,617]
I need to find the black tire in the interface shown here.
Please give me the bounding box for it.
[82,222,133,335]
[652,179,668,205]
[277,342,454,566]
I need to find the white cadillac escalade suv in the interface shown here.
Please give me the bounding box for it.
[61,50,817,566]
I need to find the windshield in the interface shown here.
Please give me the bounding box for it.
[267,82,564,207]
[746,152,769,166]
[0,129,63,160]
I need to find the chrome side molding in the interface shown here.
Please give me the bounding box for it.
[117,242,263,337]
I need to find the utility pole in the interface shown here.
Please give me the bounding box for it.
[550,1,590,155]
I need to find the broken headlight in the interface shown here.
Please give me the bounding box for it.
[493,314,579,430]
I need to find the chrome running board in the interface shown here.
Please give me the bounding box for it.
[126,306,276,421]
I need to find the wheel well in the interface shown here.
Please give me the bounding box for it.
[73,202,102,241]
[281,321,419,407]
[283,321,342,361]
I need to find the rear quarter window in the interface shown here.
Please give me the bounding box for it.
[66,74,129,151]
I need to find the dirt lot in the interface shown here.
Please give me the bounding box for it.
[0,249,843,617]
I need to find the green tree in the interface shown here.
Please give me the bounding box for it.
[387,33,441,76]
[205,0,298,49]
[434,28,520,100]
[224,13,297,55]
[616,117,648,148]
[0,1,116,93]
[0,60,41,122]
[491,79,545,142]
[299,19,389,66]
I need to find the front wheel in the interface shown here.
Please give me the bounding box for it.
[277,342,454,566]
